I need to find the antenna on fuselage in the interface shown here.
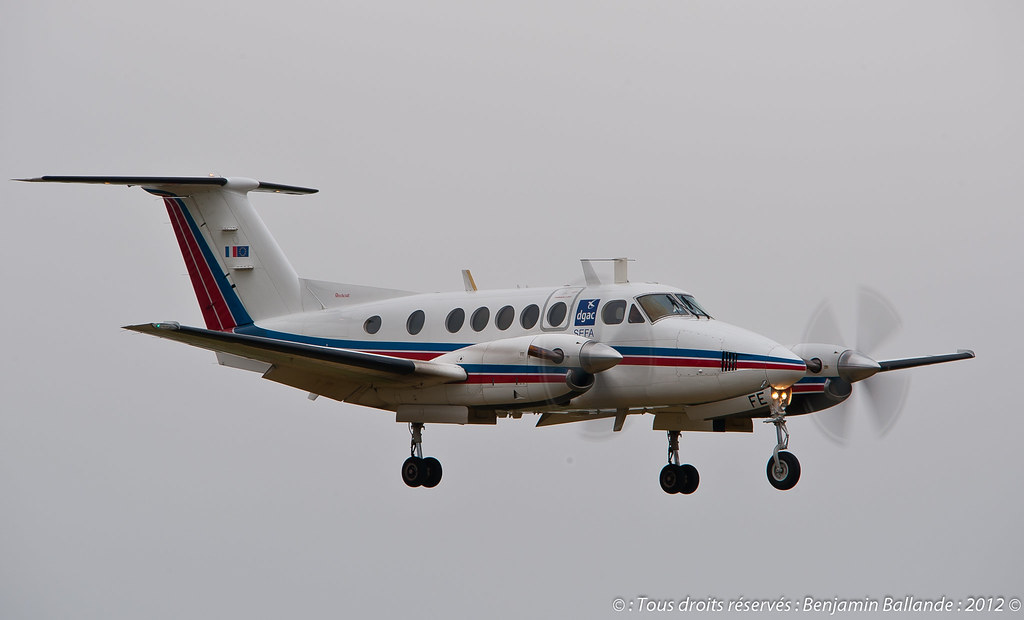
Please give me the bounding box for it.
[461,269,478,292]
[580,257,633,285]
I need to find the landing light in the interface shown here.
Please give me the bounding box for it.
[767,387,793,416]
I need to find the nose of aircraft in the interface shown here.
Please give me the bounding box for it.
[765,344,808,389]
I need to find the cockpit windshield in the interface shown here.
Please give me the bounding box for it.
[636,293,713,322]
[636,294,690,321]
[676,294,712,319]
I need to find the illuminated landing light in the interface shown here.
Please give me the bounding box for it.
[768,387,793,415]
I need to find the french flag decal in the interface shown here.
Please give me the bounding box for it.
[225,245,250,258]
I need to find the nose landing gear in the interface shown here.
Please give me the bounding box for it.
[764,387,800,491]
[659,430,699,495]
[402,422,443,488]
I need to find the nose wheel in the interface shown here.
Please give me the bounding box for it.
[764,387,801,491]
[402,423,443,488]
[766,450,800,490]
[660,430,699,494]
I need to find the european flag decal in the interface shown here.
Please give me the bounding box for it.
[225,245,250,258]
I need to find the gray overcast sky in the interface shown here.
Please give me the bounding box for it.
[2,1,1022,618]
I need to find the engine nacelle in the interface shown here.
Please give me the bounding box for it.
[565,368,595,392]
[434,334,620,374]
[431,334,621,406]
[788,343,856,415]
[791,342,881,383]
[789,343,846,378]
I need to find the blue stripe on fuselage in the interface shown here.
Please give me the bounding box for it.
[796,377,827,385]
[232,327,802,370]
[234,325,468,352]
[614,345,801,366]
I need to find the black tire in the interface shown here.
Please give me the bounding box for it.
[422,457,443,488]
[766,451,801,490]
[679,464,700,495]
[402,456,426,487]
[659,464,681,494]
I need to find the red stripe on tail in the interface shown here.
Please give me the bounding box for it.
[164,198,236,331]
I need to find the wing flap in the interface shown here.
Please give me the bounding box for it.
[125,322,467,387]
[260,365,366,402]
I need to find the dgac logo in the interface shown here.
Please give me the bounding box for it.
[575,299,599,326]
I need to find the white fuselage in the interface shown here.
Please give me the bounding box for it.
[238,281,807,413]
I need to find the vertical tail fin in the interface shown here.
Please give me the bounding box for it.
[21,176,317,330]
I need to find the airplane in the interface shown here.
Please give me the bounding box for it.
[21,175,976,494]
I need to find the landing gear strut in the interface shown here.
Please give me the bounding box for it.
[402,422,443,488]
[659,430,699,495]
[764,387,800,490]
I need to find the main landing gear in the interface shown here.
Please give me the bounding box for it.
[402,422,443,488]
[659,430,699,495]
[765,387,801,491]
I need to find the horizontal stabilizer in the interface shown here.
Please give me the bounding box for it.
[17,176,318,195]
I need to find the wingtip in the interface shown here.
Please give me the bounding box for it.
[957,348,976,358]
[123,321,180,332]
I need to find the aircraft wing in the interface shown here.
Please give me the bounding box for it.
[125,323,467,400]
[877,349,976,371]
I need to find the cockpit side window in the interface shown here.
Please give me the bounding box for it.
[637,293,691,322]
[602,300,627,325]
[628,304,646,324]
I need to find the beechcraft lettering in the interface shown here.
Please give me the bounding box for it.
[22,175,975,494]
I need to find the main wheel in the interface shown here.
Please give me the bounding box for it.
[422,457,443,488]
[766,451,801,490]
[402,456,427,487]
[678,464,700,495]
[659,464,681,494]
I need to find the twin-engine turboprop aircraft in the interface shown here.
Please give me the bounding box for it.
[23,176,975,494]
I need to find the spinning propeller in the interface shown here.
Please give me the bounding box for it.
[802,288,910,443]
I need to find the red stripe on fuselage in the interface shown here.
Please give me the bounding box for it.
[164,199,235,331]
[620,356,720,368]
[620,356,805,371]
[739,362,808,371]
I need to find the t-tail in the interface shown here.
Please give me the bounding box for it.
[20,176,317,330]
